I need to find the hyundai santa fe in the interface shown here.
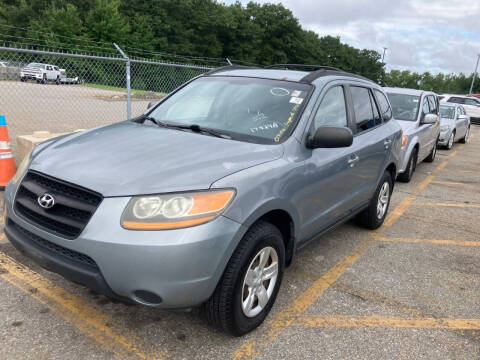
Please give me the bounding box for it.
[5,65,402,335]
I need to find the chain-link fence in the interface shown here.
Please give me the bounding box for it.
[0,45,218,161]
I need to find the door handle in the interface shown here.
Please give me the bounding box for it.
[348,155,359,167]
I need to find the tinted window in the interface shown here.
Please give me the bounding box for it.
[374,89,392,120]
[449,97,464,104]
[427,96,437,114]
[386,93,420,121]
[421,98,430,120]
[46,66,52,70]
[465,98,480,106]
[313,86,347,128]
[351,87,378,132]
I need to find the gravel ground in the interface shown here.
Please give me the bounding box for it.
[0,127,478,360]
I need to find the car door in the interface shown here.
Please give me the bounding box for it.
[297,84,359,240]
[426,95,440,144]
[45,65,54,80]
[347,85,391,205]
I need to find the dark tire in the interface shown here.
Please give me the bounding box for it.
[204,221,285,336]
[20,77,25,82]
[398,148,417,183]
[445,131,455,150]
[42,74,47,84]
[459,127,470,144]
[356,171,393,230]
[424,140,437,163]
[55,76,60,85]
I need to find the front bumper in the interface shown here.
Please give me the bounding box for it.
[4,183,246,308]
[20,72,42,79]
[438,129,453,146]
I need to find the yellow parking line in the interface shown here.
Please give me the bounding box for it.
[373,235,480,247]
[431,180,466,187]
[448,150,459,158]
[295,315,480,330]
[0,251,168,360]
[0,233,5,241]
[413,202,480,209]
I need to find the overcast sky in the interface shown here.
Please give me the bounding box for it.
[226,0,480,74]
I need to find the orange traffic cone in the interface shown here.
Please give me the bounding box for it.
[0,115,16,190]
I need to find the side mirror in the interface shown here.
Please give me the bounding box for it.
[307,126,353,149]
[421,113,437,124]
[147,101,158,110]
[382,110,392,122]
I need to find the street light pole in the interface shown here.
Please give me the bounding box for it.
[469,54,480,95]
[382,47,388,64]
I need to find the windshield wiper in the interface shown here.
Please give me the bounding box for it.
[136,114,231,139]
[167,124,232,139]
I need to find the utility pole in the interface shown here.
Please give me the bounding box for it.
[469,54,480,95]
[382,47,388,64]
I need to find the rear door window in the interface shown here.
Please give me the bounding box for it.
[374,89,392,121]
[427,96,437,114]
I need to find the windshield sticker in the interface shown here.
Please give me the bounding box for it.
[270,87,290,96]
[289,97,303,104]
[274,104,300,142]
[250,122,279,134]
[291,90,302,97]
[252,111,269,122]
[413,99,419,103]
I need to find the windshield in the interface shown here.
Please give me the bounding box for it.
[386,93,420,121]
[148,76,312,144]
[27,63,44,69]
[440,105,455,119]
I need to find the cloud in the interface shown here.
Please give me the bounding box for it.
[227,0,480,74]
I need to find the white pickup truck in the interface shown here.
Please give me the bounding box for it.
[20,63,61,84]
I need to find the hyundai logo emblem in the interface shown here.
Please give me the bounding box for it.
[38,193,55,209]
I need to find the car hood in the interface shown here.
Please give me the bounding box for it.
[440,118,455,127]
[30,121,284,196]
[396,119,418,134]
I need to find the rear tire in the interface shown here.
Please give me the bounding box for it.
[204,221,285,336]
[459,127,469,144]
[357,171,393,230]
[398,148,417,183]
[424,140,437,163]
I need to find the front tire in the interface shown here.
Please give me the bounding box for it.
[42,74,47,84]
[459,127,469,144]
[398,148,417,183]
[357,171,393,230]
[424,140,437,163]
[445,131,455,150]
[204,221,285,336]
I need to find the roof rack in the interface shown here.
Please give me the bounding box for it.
[265,64,341,71]
[204,64,256,76]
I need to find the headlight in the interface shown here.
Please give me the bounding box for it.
[12,149,33,183]
[440,125,449,132]
[121,189,235,230]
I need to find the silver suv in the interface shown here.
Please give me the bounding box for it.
[5,65,402,335]
[385,87,440,182]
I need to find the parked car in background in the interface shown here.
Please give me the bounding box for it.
[5,65,402,336]
[59,68,80,84]
[385,87,440,182]
[438,103,470,149]
[0,61,8,67]
[440,94,480,125]
[20,63,61,84]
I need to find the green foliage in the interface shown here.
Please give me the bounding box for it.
[0,0,475,93]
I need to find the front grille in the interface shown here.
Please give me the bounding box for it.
[14,171,102,239]
[8,219,98,268]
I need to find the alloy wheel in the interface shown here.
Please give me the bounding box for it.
[241,246,279,318]
[376,182,390,219]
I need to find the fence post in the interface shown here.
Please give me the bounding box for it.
[113,43,131,120]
